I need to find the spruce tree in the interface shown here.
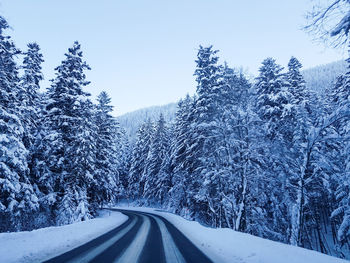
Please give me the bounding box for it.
[117,128,131,195]
[67,97,96,219]
[255,58,293,140]
[186,45,226,226]
[0,16,38,231]
[143,114,170,203]
[330,49,350,245]
[285,56,311,246]
[93,91,120,209]
[168,95,194,215]
[128,119,154,200]
[255,57,295,242]
[40,41,93,225]
[20,43,44,207]
[20,43,44,148]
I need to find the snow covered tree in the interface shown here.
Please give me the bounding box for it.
[183,46,223,224]
[117,128,131,194]
[305,0,350,47]
[284,56,312,246]
[304,104,350,254]
[67,97,96,219]
[168,95,195,216]
[93,91,121,209]
[255,57,294,140]
[143,114,170,203]
[19,43,44,148]
[19,43,44,207]
[37,41,94,224]
[216,65,261,232]
[128,119,154,200]
[0,16,38,231]
[56,187,75,225]
[255,57,296,242]
[332,142,350,245]
[287,57,308,105]
[330,47,350,245]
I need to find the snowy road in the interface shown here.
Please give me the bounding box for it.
[44,209,213,263]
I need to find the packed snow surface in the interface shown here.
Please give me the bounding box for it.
[115,206,348,263]
[0,210,127,263]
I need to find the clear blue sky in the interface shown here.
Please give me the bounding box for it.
[0,0,344,115]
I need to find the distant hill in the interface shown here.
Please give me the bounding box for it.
[119,60,347,143]
[118,103,178,143]
[302,60,346,93]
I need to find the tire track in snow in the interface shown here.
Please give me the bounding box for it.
[89,212,143,262]
[65,216,138,263]
[138,214,166,263]
[44,209,214,263]
[43,214,135,263]
[149,211,213,263]
[113,214,151,263]
[147,213,185,263]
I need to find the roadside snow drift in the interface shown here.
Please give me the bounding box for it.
[114,206,347,263]
[0,210,127,263]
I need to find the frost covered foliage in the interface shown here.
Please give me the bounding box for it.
[0,16,128,231]
[305,0,350,47]
[127,45,350,259]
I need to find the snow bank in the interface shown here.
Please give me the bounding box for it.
[0,210,128,263]
[115,206,347,263]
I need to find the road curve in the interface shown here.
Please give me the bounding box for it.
[43,209,213,263]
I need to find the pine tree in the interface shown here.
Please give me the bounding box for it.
[255,57,296,242]
[143,114,170,203]
[128,119,154,200]
[67,97,96,219]
[185,45,226,226]
[117,128,131,195]
[255,58,294,140]
[93,91,121,209]
[20,43,44,148]
[0,16,38,231]
[20,43,44,214]
[330,48,350,245]
[218,65,254,231]
[38,41,93,224]
[287,57,307,105]
[285,56,311,246]
[56,186,75,225]
[168,95,194,215]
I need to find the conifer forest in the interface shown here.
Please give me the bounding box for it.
[1,1,350,261]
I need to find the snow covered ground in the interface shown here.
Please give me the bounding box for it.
[0,210,127,263]
[114,206,348,263]
[1,206,347,263]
